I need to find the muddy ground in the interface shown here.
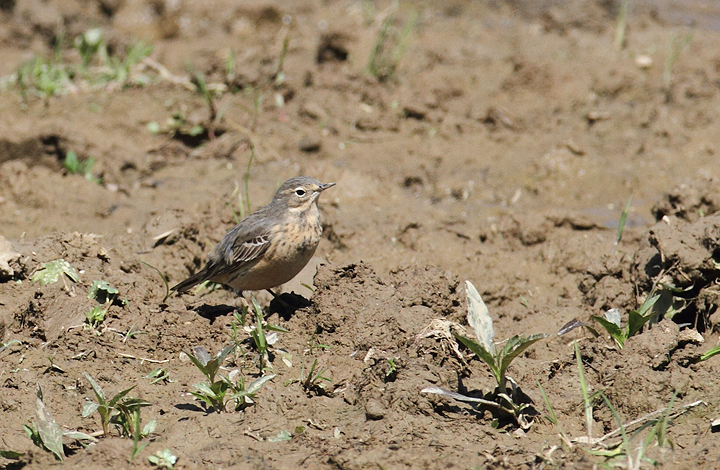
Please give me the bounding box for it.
[2,0,720,468]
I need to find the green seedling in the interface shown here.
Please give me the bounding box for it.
[31,259,80,286]
[588,392,676,469]
[386,358,398,378]
[64,151,99,183]
[423,281,546,429]
[574,341,597,444]
[120,323,146,342]
[45,355,66,374]
[367,7,417,81]
[77,28,105,69]
[615,196,632,246]
[228,179,247,223]
[88,280,122,304]
[247,296,289,372]
[192,72,218,123]
[455,281,547,392]
[274,34,290,86]
[113,398,155,462]
[186,344,276,412]
[85,305,106,328]
[538,343,687,468]
[13,27,152,99]
[614,0,630,50]
[148,449,178,469]
[592,293,661,348]
[139,261,170,303]
[225,49,236,85]
[537,380,571,450]
[144,368,171,384]
[0,339,21,355]
[24,384,96,461]
[286,359,332,396]
[85,280,126,328]
[664,31,692,91]
[82,372,138,437]
[15,56,72,100]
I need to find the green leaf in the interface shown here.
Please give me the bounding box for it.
[193,381,216,397]
[148,449,177,468]
[186,347,212,380]
[245,374,276,395]
[465,281,495,355]
[498,334,547,375]
[267,430,292,442]
[627,309,651,338]
[82,401,99,418]
[592,315,627,347]
[85,305,105,326]
[615,196,632,245]
[216,343,236,366]
[62,430,97,442]
[88,280,119,302]
[31,259,80,285]
[107,386,137,408]
[634,293,660,317]
[265,323,290,333]
[84,373,107,405]
[34,384,65,460]
[142,420,157,437]
[0,449,24,459]
[455,334,498,375]
[700,345,720,362]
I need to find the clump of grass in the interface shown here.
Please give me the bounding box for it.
[664,31,693,92]
[11,28,153,100]
[286,359,332,396]
[614,0,630,50]
[82,373,153,439]
[185,344,275,413]
[367,6,417,81]
[63,150,101,184]
[537,342,701,468]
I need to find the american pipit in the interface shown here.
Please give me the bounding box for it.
[171,176,335,296]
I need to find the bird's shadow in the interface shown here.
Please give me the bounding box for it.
[194,304,238,323]
[192,292,310,323]
[269,292,311,320]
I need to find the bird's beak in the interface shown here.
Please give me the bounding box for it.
[319,182,336,191]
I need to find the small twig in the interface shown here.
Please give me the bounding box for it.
[117,352,169,364]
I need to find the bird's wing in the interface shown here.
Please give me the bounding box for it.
[207,213,274,278]
[171,211,275,292]
[231,233,271,264]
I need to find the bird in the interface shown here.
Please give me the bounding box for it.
[171,176,335,297]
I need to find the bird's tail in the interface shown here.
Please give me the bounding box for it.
[170,270,208,293]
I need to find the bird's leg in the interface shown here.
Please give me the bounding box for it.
[266,288,278,298]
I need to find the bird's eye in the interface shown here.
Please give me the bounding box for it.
[294,188,306,197]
